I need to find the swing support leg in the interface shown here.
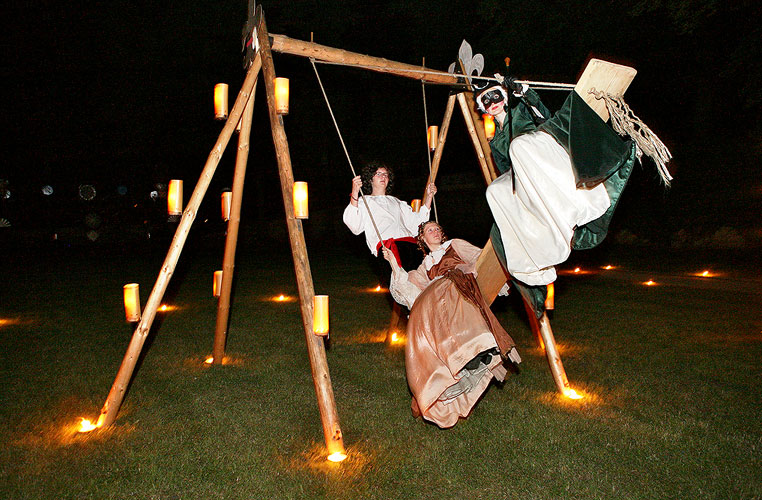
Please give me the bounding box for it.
[212,79,258,364]
[256,9,345,460]
[95,55,263,428]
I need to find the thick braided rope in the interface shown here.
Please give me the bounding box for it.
[589,89,673,186]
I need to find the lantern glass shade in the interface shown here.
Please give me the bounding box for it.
[427,125,439,151]
[123,283,141,322]
[221,191,232,221]
[274,77,289,115]
[410,199,421,212]
[168,180,183,215]
[293,181,308,219]
[213,271,223,297]
[482,114,496,140]
[313,295,329,336]
[214,83,229,120]
[545,282,555,310]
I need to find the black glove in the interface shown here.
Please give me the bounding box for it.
[503,76,523,94]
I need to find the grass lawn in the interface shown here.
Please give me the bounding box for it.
[1,240,760,499]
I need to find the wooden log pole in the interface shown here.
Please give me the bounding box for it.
[270,34,459,86]
[456,93,498,185]
[424,93,456,191]
[256,9,345,459]
[537,313,572,394]
[212,78,258,364]
[97,54,263,428]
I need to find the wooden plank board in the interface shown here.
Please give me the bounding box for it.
[475,239,509,305]
[574,58,636,122]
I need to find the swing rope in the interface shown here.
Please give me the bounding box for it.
[309,57,385,244]
[420,61,438,223]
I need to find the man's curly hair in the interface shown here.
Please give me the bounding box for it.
[416,221,447,255]
[361,162,394,195]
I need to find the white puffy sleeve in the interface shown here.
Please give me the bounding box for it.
[388,267,422,310]
[342,202,364,235]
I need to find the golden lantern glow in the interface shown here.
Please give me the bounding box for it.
[545,282,555,310]
[293,181,309,219]
[277,294,286,301]
[78,418,98,433]
[313,295,329,336]
[643,280,657,286]
[375,285,382,292]
[483,114,496,140]
[168,179,183,215]
[274,77,290,115]
[213,270,223,297]
[410,199,421,212]
[221,191,232,221]
[205,356,214,364]
[563,388,583,400]
[214,83,229,120]
[123,283,141,322]
[602,265,615,270]
[427,125,439,150]
[327,451,347,463]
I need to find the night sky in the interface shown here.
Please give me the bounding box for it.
[2,1,760,251]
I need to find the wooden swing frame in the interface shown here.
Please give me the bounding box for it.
[94,6,636,459]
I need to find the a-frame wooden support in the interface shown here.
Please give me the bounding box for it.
[94,7,636,460]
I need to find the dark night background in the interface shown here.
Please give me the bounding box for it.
[2,0,760,260]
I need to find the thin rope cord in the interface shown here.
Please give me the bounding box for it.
[309,58,384,243]
[312,60,574,90]
[420,66,438,223]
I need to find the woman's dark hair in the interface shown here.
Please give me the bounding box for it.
[361,162,395,195]
[416,221,447,255]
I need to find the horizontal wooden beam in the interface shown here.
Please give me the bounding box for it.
[269,33,460,85]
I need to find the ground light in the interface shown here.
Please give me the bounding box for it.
[643,280,657,286]
[78,418,99,433]
[602,265,616,270]
[563,388,584,400]
[327,452,348,463]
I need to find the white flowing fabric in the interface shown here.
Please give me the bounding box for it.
[343,195,430,256]
[486,131,611,286]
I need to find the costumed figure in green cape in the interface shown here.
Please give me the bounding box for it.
[474,73,640,286]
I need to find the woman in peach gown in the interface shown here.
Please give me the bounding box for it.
[382,221,521,428]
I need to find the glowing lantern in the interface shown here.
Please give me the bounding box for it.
[205,356,214,364]
[293,181,308,219]
[123,283,141,322]
[213,270,223,297]
[564,388,583,400]
[214,83,229,120]
[643,280,657,286]
[327,451,347,463]
[274,77,289,115]
[221,191,232,221]
[168,180,183,216]
[78,418,98,433]
[483,114,495,140]
[410,199,421,212]
[313,295,329,336]
[545,282,555,310]
[427,125,439,150]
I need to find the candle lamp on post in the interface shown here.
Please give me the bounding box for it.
[483,114,496,140]
[274,77,289,115]
[313,295,329,336]
[293,181,308,219]
[427,125,439,151]
[221,191,232,221]
[123,283,141,322]
[168,180,183,216]
[214,83,229,121]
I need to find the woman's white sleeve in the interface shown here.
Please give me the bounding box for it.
[388,268,421,310]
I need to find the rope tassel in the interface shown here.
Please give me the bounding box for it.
[589,89,673,186]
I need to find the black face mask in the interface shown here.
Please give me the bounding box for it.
[480,89,504,108]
